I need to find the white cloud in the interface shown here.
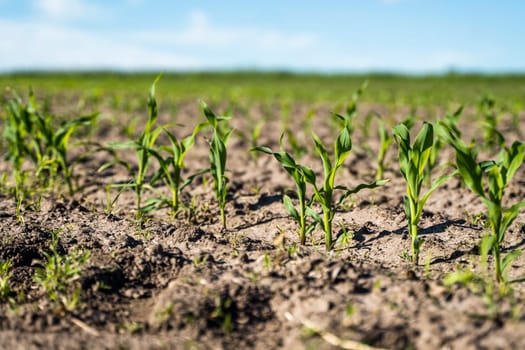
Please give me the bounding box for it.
[0,9,488,73]
[137,10,318,51]
[34,0,102,20]
[0,19,200,71]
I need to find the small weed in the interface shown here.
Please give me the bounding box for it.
[263,252,272,270]
[335,224,354,249]
[156,304,174,322]
[0,260,13,301]
[345,302,355,317]
[33,230,90,311]
[192,255,208,266]
[424,252,433,279]
[210,295,234,334]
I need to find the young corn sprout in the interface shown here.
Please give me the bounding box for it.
[308,113,386,250]
[148,122,207,215]
[252,134,317,245]
[392,122,451,264]
[3,92,33,217]
[478,96,504,150]
[4,89,97,197]
[363,112,394,181]
[201,101,233,230]
[34,110,98,195]
[438,122,525,285]
[102,76,163,220]
[330,80,367,137]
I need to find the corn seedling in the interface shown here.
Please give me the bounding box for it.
[33,230,90,311]
[149,121,207,215]
[393,122,451,264]
[438,122,525,285]
[201,101,233,230]
[307,113,387,250]
[102,76,163,220]
[363,112,394,180]
[4,91,97,214]
[3,94,32,217]
[248,120,266,162]
[252,135,317,245]
[478,96,504,150]
[330,81,367,137]
[104,182,124,216]
[34,111,98,195]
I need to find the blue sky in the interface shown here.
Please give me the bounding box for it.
[0,0,523,73]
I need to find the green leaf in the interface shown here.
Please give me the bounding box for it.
[141,196,164,213]
[413,122,433,154]
[107,140,139,150]
[283,195,300,223]
[200,100,217,128]
[300,165,316,185]
[146,75,161,133]
[180,168,209,191]
[392,124,410,151]
[502,250,522,275]
[503,141,525,185]
[335,127,352,166]
[201,101,231,148]
[487,165,504,203]
[501,200,525,239]
[480,234,495,264]
[403,195,412,221]
[306,207,323,227]
[273,151,298,171]
[479,160,497,173]
[443,270,475,286]
[97,159,131,172]
[412,122,433,174]
[312,133,332,176]
[392,123,411,177]
[251,146,274,155]
[305,222,318,236]
[336,179,388,206]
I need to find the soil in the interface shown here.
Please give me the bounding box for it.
[1,99,525,350]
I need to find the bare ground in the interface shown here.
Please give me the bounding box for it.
[1,100,525,349]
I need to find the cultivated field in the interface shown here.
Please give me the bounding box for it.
[1,73,525,349]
